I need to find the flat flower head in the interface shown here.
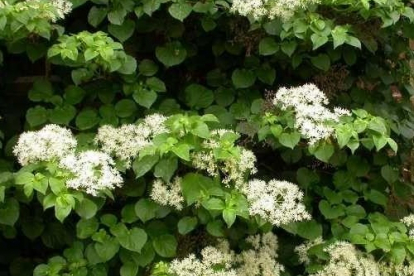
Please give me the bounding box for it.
[60,150,123,196]
[13,124,77,166]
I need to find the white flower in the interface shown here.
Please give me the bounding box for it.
[312,241,380,276]
[295,237,324,265]
[273,84,350,145]
[24,0,72,22]
[95,124,151,167]
[168,241,237,276]
[167,233,284,276]
[59,150,123,196]
[150,177,184,210]
[401,214,414,238]
[50,0,72,20]
[192,151,218,177]
[142,113,168,135]
[193,130,257,187]
[242,179,311,226]
[95,114,168,167]
[236,232,284,276]
[13,124,77,166]
[231,0,317,20]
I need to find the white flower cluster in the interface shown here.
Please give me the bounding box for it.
[294,237,324,265]
[230,0,317,20]
[150,177,184,210]
[169,241,237,276]
[95,114,167,167]
[60,150,123,196]
[311,242,380,276]
[13,125,122,196]
[22,0,72,22]
[13,124,77,166]
[241,179,311,226]
[273,84,351,145]
[401,214,414,238]
[236,232,284,276]
[168,233,284,276]
[192,130,257,187]
[381,263,414,276]
[50,0,72,20]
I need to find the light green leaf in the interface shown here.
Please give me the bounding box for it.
[168,2,192,21]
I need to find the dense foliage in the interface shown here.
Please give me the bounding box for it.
[1,0,414,275]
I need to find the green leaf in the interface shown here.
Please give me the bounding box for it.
[26,106,48,127]
[138,59,159,76]
[279,132,301,149]
[381,165,399,184]
[372,134,387,151]
[172,143,191,161]
[319,200,345,219]
[155,42,187,67]
[331,26,348,48]
[49,105,77,125]
[154,158,178,182]
[117,56,137,75]
[115,99,137,118]
[281,40,297,57]
[256,66,276,85]
[133,155,159,178]
[32,178,48,194]
[296,167,320,188]
[15,172,35,185]
[168,2,192,21]
[76,109,100,130]
[310,54,330,71]
[184,84,214,109]
[178,216,198,235]
[0,198,19,226]
[191,122,210,138]
[390,245,406,265]
[111,224,147,253]
[135,199,158,223]
[232,69,256,88]
[387,138,398,152]
[206,220,224,237]
[55,195,73,222]
[75,198,98,219]
[71,68,94,85]
[368,117,387,134]
[95,238,119,262]
[133,88,158,109]
[258,37,278,55]
[202,198,225,211]
[311,33,328,50]
[152,234,177,257]
[88,6,107,27]
[77,218,99,239]
[312,143,334,163]
[120,262,139,276]
[108,20,135,42]
[345,36,361,48]
[296,220,323,240]
[223,208,236,228]
[181,173,216,205]
[201,17,216,32]
[28,79,53,102]
[366,189,387,206]
[146,77,166,92]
